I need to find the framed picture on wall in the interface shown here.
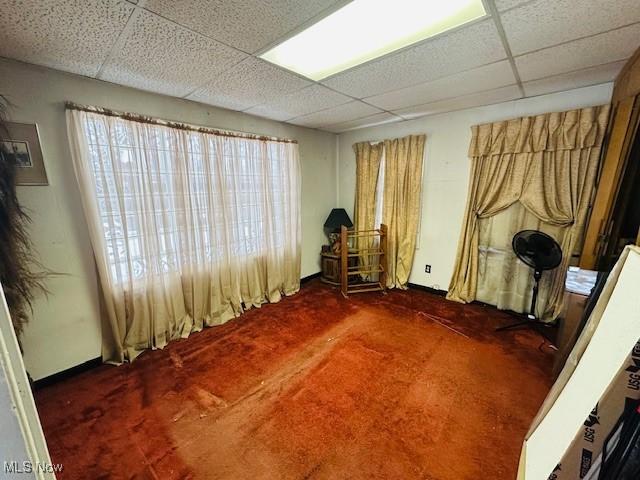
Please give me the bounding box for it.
[0,122,48,185]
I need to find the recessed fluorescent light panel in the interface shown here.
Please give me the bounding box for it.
[260,0,486,81]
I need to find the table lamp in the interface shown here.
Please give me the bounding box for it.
[324,208,353,254]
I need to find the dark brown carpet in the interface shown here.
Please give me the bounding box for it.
[35,280,554,480]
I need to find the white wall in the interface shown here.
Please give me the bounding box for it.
[337,84,614,291]
[0,58,337,380]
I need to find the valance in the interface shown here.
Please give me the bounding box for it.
[469,105,610,156]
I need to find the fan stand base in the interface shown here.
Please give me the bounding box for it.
[494,266,558,349]
[495,315,558,350]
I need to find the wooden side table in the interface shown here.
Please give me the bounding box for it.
[320,252,341,286]
[320,251,358,286]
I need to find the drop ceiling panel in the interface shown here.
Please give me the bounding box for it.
[515,23,640,82]
[288,101,382,128]
[323,112,402,133]
[522,61,625,97]
[187,57,310,112]
[99,9,247,98]
[502,0,640,56]
[0,0,133,77]
[143,0,342,53]
[241,106,295,122]
[365,61,516,111]
[322,20,507,98]
[394,85,522,119]
[0,0,631,131]
[245,85,352,122]
[494,0,531,12]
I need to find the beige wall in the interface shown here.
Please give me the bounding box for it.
[0,58,337,380]
[337,83,614,292]
[1,55,616,380]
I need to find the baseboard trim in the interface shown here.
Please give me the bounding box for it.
[301,272,321,284]
[33,356,102,389]
[407,283,448,297]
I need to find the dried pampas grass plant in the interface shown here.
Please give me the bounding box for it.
[0,95,49,338]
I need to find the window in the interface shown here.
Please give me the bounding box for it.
[75,110,300,286]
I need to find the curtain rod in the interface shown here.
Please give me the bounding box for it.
[64,102,298,144]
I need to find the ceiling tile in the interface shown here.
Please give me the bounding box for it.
[365,61,516,111]
[522,61,624,97]
[322,20,507,98]
[0,0,133,77]
[242,106,296,123]
[143,0,342,53]
[245,85,352,122]
[323,113,403,133]
[501,0,640,56]
[187,57,310,111]
[494,0,531,11]
[514,24,640,82]
[288,101,382,128]
[99,9,247,98]
[394,85,522,119]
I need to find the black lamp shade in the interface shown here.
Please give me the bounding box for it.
[324,208,353,232]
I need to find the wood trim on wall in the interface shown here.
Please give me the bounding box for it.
[612,46,640,103]
[580,97,639,269]
[580,45,640,269]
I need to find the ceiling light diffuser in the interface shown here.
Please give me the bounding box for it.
[260,0,486,81]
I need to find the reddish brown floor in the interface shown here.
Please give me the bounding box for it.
[35,280,554,480]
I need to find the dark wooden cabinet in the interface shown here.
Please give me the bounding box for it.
[320,252,358,286]
[320,253,341,285]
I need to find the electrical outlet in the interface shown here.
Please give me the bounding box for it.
[425,264,431,273]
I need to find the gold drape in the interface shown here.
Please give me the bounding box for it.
[354,142,383,272]
[383,135,426,288]
[447,105,610,319]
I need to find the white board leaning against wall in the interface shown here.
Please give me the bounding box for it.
[0,285,55,479]
[518,245,640,480]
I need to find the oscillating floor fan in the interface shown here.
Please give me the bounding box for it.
[495,230,563,338]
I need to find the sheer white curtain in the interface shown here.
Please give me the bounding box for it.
[67,108,301,363]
